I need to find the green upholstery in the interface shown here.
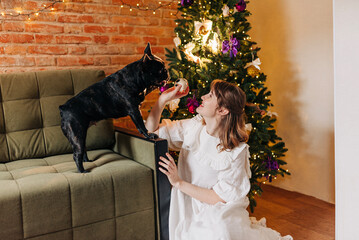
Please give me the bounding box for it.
[0,150,155,239]
[0,70,161,240]
[0,69,115,162]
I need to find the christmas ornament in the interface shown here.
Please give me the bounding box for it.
[167,99,180,112]
[173,37,181,47]
[194,20,212,35]
[181,0,194,7]
[245,123,253,132]
[235,0,246,12]
[222,5,230,17]
[246,66,260,77]
[267,111,279,118]
[208,33,220,54]
[184,42,201,63]
[186,95,199,114]
[175,78,189,93]
[160,84,170,93]
[265,157,279,171]
[194,20,213,44]
[245,58,261,77]
[222,37,240,58]
[265,157,279,182]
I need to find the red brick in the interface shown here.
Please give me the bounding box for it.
[35,34,55,44]
[87,46,119,55]
[158,37,175,45]
[65,3,85,13]
[58,15,94,23]
[24,1,38,10]
[0,47,4,54]
[135,26,172,37]
[111,35,141,44]
[3,22,25,32]
[93,15,111,24]
[5,45,27,55]
[117,45,136,55]
[56,35,92,44]
[35,13,56,22]
[85,4,120,14]
[57,56,94,66]
[35,56,56,66]
[111,55,139,65]
[25,23,64,33]
[16,57,36,67]
[53,2,66,11]
[0,34,11,43]
[94,56,110,66]
[71,0,94,2]
[118,26,134,35]
[143,37,157,45]
[111,16,159,26]
[11,34,34,43]
[84,25,117,33]
[64,25,83,34]
[161,18,177,27]
[119,7,138,16]
[94,35,109,44]
[137,46,164,54]
[112,0,138,5]
[68,46,86,55]
[28,46,68,55]
[0,57,16,67]
[162,9,178,18]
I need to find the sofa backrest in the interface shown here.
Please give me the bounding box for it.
[0,69,115,162]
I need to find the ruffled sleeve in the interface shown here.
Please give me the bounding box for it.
[212,144,251,203]
[156,117,197,151]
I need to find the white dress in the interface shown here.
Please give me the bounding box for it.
[157,115,293,240]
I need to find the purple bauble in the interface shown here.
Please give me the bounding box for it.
[222,40,230,54]
[235,0,246,12]
[160,84,170,93]
[181,0,194,7]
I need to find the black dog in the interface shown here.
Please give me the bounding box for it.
[59,43,168,173]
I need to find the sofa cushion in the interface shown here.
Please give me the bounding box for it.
[0,149,155,239]
[0,69,115,162]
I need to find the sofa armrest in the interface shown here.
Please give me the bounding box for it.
[113,126,171,240]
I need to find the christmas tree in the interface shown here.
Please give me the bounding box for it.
[163,0,290,212]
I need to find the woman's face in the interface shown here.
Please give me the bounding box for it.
[196,90,218,117]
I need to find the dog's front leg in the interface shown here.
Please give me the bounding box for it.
[128,107,158,139]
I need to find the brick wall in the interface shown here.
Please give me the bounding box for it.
[0,0,177,129]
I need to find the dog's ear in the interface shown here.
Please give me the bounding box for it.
[144,43,152,56]
[142,54,151,63]
[141,43,153,62]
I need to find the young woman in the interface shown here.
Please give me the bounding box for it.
[146,80,292,240]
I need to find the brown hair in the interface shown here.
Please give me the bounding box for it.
[210,80,248,151]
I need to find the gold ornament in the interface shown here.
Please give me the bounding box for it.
[199,25,209,35]
[247,65,260,77]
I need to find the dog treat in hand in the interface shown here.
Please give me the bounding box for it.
[175,78,189,93]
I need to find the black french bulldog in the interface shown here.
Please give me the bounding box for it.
[59,43,168,173]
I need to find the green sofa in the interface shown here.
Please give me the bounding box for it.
[0,69,170,240]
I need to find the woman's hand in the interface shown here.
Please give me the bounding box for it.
[159,85,189,105]
[159,153,182,188]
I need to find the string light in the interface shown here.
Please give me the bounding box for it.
[0,0,179,21]
[117,0,177,14]
[0,0,63,21]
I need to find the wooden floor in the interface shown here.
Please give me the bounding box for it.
[248,185,335,240]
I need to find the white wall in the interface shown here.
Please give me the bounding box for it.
[248,0,335,203]
[334,0,359,239]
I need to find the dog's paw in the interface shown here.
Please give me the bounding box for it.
[148,133,158,139]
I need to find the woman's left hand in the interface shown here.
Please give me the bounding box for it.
[159,153,182,188]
